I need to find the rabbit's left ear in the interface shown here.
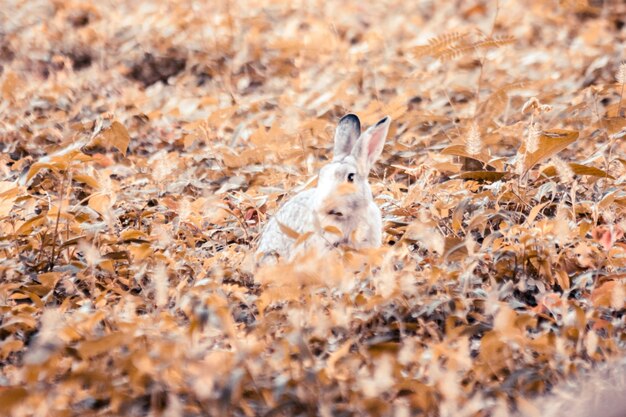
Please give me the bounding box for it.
[352,116,390,174]
[333,114,361,160]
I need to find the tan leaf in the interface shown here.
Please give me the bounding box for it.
[525,202,548,226]
[0,339,24,360]
[120,229,150,242]
[276,221,301,239]
[0,387,28,414]
[38,272,61,290]
[441,144,492,166]
[25,162,62,183]
[1,71,23,101]
[603,117,626,135]
[88,194,111,215]
[295,230,314,246]
[541,163,612,179]
[458,171,508,181]
[555,269,570,290]
[16,215,46,235]
[77,332,127,359]
[91,121,131,156]
[73,173,100,189]
[323,225,343,236]
[128,243,153,261]
[591,280,625,308]
[520,129,578,171]
[0,182,19,217]
[257,284,301,314]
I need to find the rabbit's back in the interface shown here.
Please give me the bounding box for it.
[256,189,318,259]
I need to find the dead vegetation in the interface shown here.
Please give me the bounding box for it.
[0,0,625,416]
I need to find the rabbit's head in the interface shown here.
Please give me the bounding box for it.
[314,114,390,228]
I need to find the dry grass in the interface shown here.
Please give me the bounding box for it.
[1,0,625,416]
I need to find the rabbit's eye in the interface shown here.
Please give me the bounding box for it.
[347,173,355,182]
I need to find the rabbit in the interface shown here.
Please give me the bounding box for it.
[256,113,391,262]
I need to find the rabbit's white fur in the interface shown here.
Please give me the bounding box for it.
[256,114,391,261]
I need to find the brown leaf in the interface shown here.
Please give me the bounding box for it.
[441,144,492,167]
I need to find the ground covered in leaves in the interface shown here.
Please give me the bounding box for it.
[1,0,626,416]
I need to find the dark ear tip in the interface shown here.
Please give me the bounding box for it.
[376,116,391,126]
[340,113,361,128]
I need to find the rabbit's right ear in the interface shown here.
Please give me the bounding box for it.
[351,116,390,175]
[333,114,361,161]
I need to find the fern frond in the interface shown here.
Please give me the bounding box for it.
[412,32,468,58]
[435,36,515,61]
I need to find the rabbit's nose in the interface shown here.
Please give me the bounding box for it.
[328,209,343,217]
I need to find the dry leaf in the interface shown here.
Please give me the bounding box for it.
[520,129,578,172]
[90,121,131,156]
[541,163,612,179]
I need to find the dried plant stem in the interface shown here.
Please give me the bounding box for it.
[619,80,625,116]
[473,0,501,117]
[48,170,68,271]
